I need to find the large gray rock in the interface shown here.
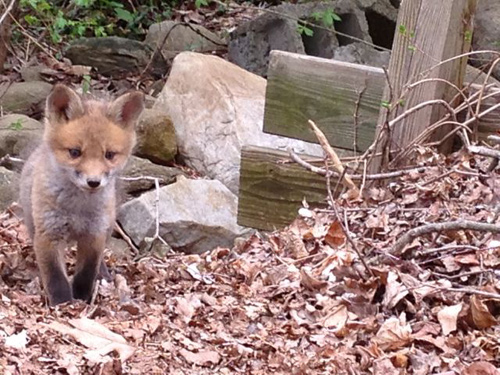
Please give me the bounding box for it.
[0,167,20,211]
[145,21,226,60]
[0,82,52,115]
[118,176,246,254]
[65,37,165,77]
[228,1,375,76]
[153,52,322,194]
[121,156,185,196]
[471,1,500,81]
[135,108,177,164]
[0,114,43,159]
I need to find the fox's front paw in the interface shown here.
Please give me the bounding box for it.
[48,283,73,306]
[72,275,95,303]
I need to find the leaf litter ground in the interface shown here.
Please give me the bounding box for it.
[0,148,499,374]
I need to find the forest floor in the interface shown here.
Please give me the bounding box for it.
[1,148,499,374]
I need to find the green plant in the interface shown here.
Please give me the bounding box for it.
[298,9,341,37]
[8,119,24,130]
[81,74,91,94]
[195,0,209,9]
[311,9,341,28]
[297,21,313,37]
[18,0,177,45]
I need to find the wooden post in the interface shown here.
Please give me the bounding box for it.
[370,0,477,172]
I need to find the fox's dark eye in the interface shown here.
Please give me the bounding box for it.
[105,151,116,160]
[68,148,81,158]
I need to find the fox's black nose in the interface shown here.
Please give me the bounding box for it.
[87,179,101,188]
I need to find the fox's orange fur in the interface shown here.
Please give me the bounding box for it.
[20,84,144,306]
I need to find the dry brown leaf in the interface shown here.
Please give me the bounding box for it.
[322,304,348,329]
[179,348,221,366]
[372,313,412,350]
[470,295,498,329]
[437,303,462,335]
[383,271,408,308]
[175,294,201,324]
[373,357,399,375]
[463,361,500,375]
[324,221,346,248]
[300,268,328,291]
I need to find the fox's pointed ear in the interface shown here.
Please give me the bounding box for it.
[46,84,84,124]
[108,91,145,129]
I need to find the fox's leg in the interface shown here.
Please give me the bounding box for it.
[33,233,72,306]
[73,234,106,302]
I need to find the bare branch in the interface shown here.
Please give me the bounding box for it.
[392,220,500,255]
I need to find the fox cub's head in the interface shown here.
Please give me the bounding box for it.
[44,84,144,192]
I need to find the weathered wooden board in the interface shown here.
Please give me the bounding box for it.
[263,51,386,153]
[371,0,478,170]
[238,146,334,231]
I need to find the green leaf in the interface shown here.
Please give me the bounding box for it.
[323,11,334,28]
[195,0,208,8]
[398,24,407,36]
[331,12,341,22]
[464,30,472,43]
[54,14,68,30]
[408,45,416,52]
[8,119,24,130]
[24,14,39,25]
[82,75,91,94]
[311,11,322,22]
[73,0,94,7]
[115,8,134,23]
[303,26,314,37]
[381,100,391,109]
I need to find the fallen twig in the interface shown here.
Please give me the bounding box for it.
[0,0,15,27]
[288,148,429,180]
[468,145,500,160]
[308,120,359,196]
[392,220,500,255]
[113,221,139,255]
[120,176,173,255]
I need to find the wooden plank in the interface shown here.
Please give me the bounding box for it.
[263,51,386,153]
[371,0,478,171]
[237,146,333,231]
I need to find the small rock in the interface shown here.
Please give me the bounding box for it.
[0,167,20,211]
[153,52,321,194]
[0,114,43,159]
[333,42,390,67]
[0,82,52,116]
[20,64,58,82]
[117,176,247,254]
[145,21,226,60]
[65,37,166,77]
[121,156,185,196]
[135,109,177,164]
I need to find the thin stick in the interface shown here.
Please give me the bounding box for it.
[113,222,139,255]
[0,0,15,27]
[308,120,358,195]
[392,220,500,255]
[120,176,172,251]
[438,287,500,300]
[288,148,429,180]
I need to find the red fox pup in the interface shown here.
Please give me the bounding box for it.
[20,84,144,306]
